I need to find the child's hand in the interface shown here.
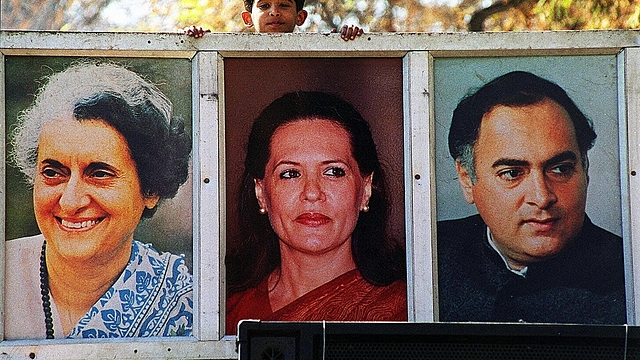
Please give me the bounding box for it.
[181,25,211,38]
[340,25,364,41]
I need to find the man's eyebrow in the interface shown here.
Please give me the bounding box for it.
[543,151,578,168]
[491,151,579,169]
[492,158,529,168]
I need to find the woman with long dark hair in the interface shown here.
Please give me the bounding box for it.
[226,91,406,334]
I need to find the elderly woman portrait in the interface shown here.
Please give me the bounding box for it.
[226,91,407,334]
[5,61,193,339]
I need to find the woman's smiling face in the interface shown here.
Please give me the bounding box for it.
[34,118,158,263]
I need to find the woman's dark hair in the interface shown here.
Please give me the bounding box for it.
[10,62,191,220]
[227,91,404,293]
[73,92,191,218]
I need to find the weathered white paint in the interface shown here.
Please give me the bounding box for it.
[0,30,639,57]
[0,338,237,359]
[621,47,640,325]
[0,52,5,342]
[192,51,226,341]
[0,30,638,359]
[403,51,437,322]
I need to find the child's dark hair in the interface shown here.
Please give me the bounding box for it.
[243,0,305,12]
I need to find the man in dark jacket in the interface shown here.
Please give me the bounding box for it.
[439,71,626,324]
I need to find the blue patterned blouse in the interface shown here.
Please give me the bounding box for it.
[66,240,193,338]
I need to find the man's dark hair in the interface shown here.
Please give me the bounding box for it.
[243,0,305,12]
[448,70,597,181]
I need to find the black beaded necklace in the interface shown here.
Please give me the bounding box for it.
[39,241,55,339]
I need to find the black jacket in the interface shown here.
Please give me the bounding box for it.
[437,214,626,324]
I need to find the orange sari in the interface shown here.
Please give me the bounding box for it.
[226,269,407,334]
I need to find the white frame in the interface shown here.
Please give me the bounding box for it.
[193,51,226,341]
[403,51,437,322]
[0,51,5,342]
[621,47,640,324]
[0,30,638,359]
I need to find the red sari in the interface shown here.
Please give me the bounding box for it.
[226,269,407,334]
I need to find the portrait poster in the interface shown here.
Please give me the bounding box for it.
[433,55,625,323]
[223,57,406,333]
[4,56,194,339]
[434,55,621,234]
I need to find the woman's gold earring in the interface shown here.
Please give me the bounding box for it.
[362,205,370,213]
[259,208,267,215]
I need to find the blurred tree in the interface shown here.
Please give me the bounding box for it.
[2,0,112,30]
[1,0,639,32]
[175,0,245,32]
[466,0,640,31]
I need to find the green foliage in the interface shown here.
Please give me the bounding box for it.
[526,0,640,29]
[174,0,245,32]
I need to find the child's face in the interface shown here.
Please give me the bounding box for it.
[241,0,307,33]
